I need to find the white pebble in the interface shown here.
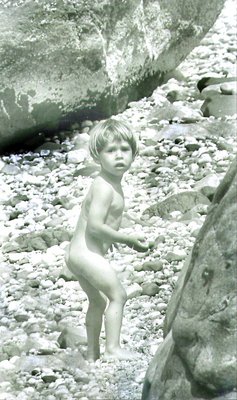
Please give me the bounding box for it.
[40,280,54,289]
[67,149,87,164]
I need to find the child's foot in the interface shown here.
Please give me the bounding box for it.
[87,350,100,362]
[104,348,138,361]
[87,356,99,362]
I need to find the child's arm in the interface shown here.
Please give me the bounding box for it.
[87,180,149,252]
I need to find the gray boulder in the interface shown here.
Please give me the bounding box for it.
[0,0,225,150]
[201,94,237,118]
[142,191,210,219]
[198,77,237,118]
[142,158,237,400]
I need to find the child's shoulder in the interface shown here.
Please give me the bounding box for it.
[91,175,113,195]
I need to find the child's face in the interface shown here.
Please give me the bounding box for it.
[98,139,133,178]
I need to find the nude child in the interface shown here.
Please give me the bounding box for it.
[65,117,152,361]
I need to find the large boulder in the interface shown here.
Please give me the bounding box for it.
[142,158,237,400]
[0,0,225,151]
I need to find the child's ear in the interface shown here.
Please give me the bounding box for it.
[133,148,139,159]
[91,154,101,165]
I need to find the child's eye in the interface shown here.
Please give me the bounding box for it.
[121,146,131,151]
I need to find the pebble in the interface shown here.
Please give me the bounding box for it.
[142,283,160,296]
[126,283,143,299]
[156,303,167,312]
[41,369,58,383]
[165,248,187,262]
[141,260,163,272]
[67,149,88,164]
[2,164,21,175]
[40,280,54,289]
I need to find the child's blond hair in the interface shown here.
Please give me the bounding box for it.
[89,118,138,162]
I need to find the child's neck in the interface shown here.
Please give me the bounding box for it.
[99,170,123,187]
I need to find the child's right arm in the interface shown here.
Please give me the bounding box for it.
[126,234,153,252]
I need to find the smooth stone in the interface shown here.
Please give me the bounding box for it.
[141,260,163,272]
[1,164,21,175]
[184,141,201,151]
[14,313,29,322]
[57,326,87,349]
[127,283,143,299]
[36,142,61,153]
[142,283,160,296]
[73,369,90,384]
[140,146,157,157]
[197,152,213,165]
[40,280,54,289]
[148,102,202,124]
[156,303,167,312]
[194,173,222,198]
[201,93,237,117]
[41,369,57,383]
[73,163,100,177]
[67,149,88,164]
[151,123,209,142]
[214,149,229,161]
[165,249,187,261]
[59,263,77,282]
[143,191,210,219]
[0,360,18,382]
[220,82,237,95]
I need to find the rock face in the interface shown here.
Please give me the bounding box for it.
[142,158,237,400]
[0,0,225,151]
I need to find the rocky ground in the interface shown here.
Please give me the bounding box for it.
[0,1,236,399]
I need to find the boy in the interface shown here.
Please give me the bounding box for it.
[65,118,151,361]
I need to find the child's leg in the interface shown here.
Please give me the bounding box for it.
[78,275,107,361]
[68,249,135,359]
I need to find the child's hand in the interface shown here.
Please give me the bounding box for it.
[127,234,150,253]
[147,241,155,251]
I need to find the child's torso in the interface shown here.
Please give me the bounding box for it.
[71,177,124,255]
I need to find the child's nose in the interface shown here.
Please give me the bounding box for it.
[116,149,123,157]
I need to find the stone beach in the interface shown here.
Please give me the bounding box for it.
[0,1,236,399]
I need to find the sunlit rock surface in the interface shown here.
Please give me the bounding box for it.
[142,159,237,400]
[0,0,225,150]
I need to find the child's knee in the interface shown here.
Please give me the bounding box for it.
[121,289,127,304]
[90,296,107,312]
[66,246,77,267]
[65,245,77,268]
[99,297,107,311]
[64,245,70,265]
[113,287,127,305]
